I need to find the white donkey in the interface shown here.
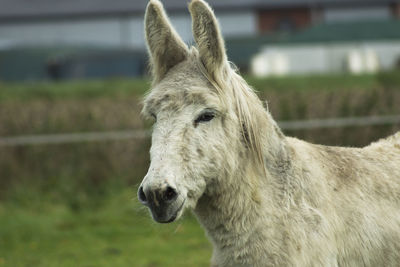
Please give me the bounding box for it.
[138,0,400,266]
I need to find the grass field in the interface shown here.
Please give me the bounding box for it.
[1,71,399,100]
[0,77,214,267]
[0,73,380,100]
[1,72,400,266]
[0,188,211,267]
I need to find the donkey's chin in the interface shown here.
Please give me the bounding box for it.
[151,199,186,224]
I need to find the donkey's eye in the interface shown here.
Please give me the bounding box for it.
[195,111,215,124]
[150,113,157,121]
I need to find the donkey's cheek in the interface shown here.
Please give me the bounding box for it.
[183,177,207,205]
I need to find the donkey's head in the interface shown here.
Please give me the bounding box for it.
[138,0,268,223]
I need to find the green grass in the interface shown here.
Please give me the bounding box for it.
[1,71,400,101]
[1,71,400,266]
[0,188,211,267]
[0,78,150,101]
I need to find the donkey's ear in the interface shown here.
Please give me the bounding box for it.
[189,0,227,78]
[145,0,189,82]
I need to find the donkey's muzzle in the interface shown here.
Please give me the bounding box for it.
[138,185,181,223]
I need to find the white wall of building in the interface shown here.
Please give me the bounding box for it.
[0,10,256,49]
[0,18,124,47]
[218,11,257,36]
[252,41,400,76]
[366,42,400,69]
[127,17,145,48]
[169,11,257,45]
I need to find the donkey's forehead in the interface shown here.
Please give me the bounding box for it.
[144,59,220,113]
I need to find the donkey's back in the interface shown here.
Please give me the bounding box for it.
[287,132,400,266]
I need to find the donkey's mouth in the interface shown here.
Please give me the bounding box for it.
[152,199,185,224]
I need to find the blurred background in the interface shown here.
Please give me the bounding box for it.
[1,0,400,266]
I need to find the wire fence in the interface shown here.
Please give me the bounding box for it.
[278,114,400,130]
[1,115,399,147]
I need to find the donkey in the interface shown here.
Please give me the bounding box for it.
[137,0,400,266]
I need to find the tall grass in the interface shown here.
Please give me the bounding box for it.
[1,72,400,199]
[0,78,150,100]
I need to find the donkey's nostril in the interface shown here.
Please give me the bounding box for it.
[138,186,147,204]
[164,186,178,202]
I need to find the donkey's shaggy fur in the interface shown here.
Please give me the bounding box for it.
[139,0,400,266]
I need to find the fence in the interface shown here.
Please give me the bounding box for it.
[1,115,399,147]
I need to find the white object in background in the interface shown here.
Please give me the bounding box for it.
[347,50,364,74]
[251,51,289,77]
[346,48,380,74]
[273,52,289,76]
[251,53,270,77]
[363,48,380,73]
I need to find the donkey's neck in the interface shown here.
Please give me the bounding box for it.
[194,116,294,263]
[194,158,268,232]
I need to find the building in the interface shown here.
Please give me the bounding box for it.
[1,0,399,49]
[236,19,400,75]
[1,0,400,80]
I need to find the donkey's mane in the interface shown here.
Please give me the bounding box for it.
[192,47,278,171]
